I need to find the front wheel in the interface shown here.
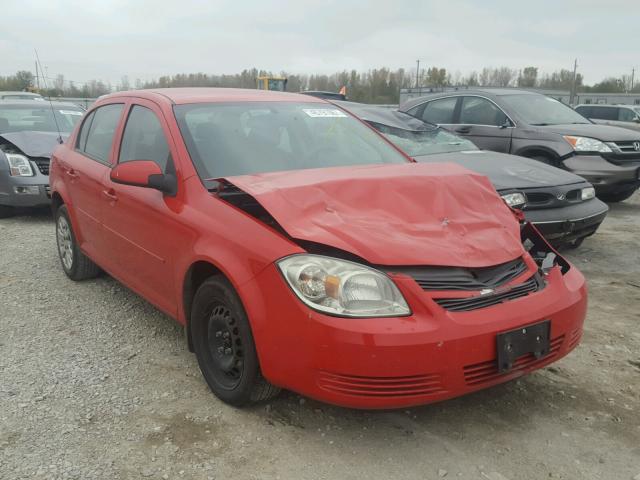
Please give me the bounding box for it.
[191,276,280,406]
[55,205,101,280]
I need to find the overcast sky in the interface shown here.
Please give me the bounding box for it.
[1,0,638,87]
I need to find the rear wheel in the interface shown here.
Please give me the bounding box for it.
[598,187,637,203]
[55,205,101,280]
[191,276,280,406]
[0,205,14,218]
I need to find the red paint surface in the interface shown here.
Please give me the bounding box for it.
[50,88,588,409]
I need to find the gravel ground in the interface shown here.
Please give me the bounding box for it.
[1,196,639,480]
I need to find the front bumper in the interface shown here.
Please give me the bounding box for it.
[0,163,51,208]
[563,154,640,194]
[241,260,587,409]
[524,198,609,246]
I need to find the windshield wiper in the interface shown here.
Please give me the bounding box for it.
[530,123,551,126]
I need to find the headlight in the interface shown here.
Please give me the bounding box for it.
[501,192,526,208]
[563,136,612,153]
[5,153,34,177]
[581,186,596,200]
[277,254,411,317]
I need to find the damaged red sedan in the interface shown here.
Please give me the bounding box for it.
[49,88,587,409]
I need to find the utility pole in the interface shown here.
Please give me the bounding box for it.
[415,59,420,89]
[569,58,578,105]
[631,68,635,91]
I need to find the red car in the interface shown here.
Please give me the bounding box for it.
[50,88,587,409]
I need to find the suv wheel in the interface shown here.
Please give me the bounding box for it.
[598,187,637,203]
[191,276,280,406]
[55,205,101,280]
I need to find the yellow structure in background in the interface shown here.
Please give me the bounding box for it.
[256,76,288,92]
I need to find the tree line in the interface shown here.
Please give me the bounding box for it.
[1,66,638,103]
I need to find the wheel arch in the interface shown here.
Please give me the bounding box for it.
[182,259,228,352]
[512,145,560,162]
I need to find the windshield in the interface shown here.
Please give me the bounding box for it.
[0,105,84,134]
[174,102,409,178]
[502,94,590,125]
[368,122,477,156]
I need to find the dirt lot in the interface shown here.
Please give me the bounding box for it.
[1,196,639,480]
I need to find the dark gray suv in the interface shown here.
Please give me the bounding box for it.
[400,89,640,202]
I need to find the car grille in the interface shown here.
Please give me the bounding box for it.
[433,275,542,312]
[463,335,564,386]
[606,141,640,161]
[391,257,528,292]
[611,141,640,153]
[317,371,446,398]
[32,158,50,175]
[524,188,582,207]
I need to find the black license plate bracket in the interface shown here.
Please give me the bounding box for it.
[497,320,550,373]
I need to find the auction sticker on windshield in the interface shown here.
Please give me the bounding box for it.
[59,110,83,115]
[303,109,348,118]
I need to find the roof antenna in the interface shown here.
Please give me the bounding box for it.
[34,48,63,144]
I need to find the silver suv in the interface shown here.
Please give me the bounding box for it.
[575,104,640,133]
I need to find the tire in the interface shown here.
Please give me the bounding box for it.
[191,275,280,406]
[0,205,14,218]
[598,187,637,203]
[55,205,101,281]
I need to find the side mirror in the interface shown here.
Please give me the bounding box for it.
[110,160,177,195]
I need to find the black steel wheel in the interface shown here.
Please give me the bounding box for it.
[190,275,280,406]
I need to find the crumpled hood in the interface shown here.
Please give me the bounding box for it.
[0,131,67,158]
[537,123,640,142]
[415,151,586,191]
[224,163,525,267]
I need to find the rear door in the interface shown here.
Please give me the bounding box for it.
[100,100,184,316]
[453,96,513,152]
[58,103,124,263]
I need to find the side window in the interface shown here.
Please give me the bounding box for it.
[595,107,617,120]
[83,104,124,162]
[576,106,591,118]
[459,96,508,126]
[420,97,458,124]
[618,108,636,122]
[76,110,95,152]
[119,106,170,171]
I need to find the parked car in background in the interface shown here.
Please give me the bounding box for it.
[301,90,347,101]
[50,88,587,410]
[575,104,640,133]
[400,89,640,203]
[0,100,84,217]
[336,101,608,249]
[0,91,45,101]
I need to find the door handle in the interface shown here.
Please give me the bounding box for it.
[66,168,78,179]
[455,126,472,134]
[102,189,118,202]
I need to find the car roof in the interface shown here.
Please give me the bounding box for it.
[97,87,327,105]
[0,99,82,108]
[335,101,433,131]
[576,104,635,108]
[400,88,539,110]
[0,91,43,97]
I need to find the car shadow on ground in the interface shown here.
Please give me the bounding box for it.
[1,206,52,224]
